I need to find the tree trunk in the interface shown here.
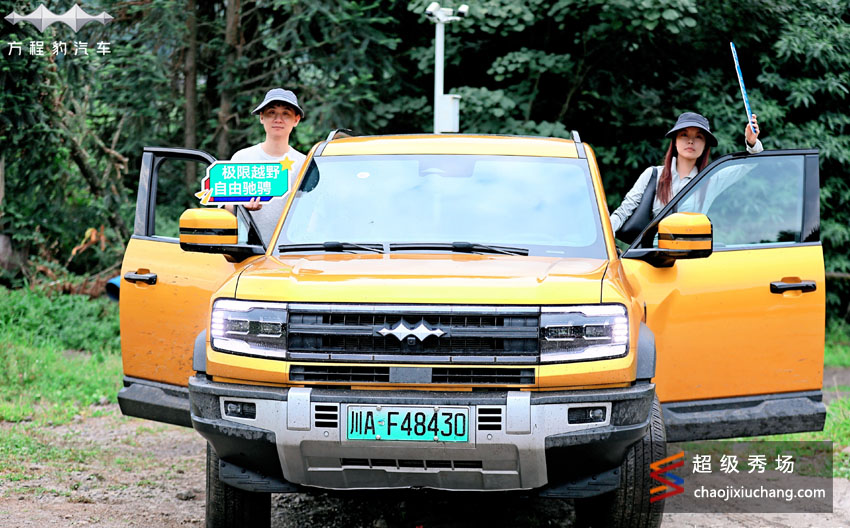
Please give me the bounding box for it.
[0,153,4,218]
[184,0,199,190]
[216,0,241,160]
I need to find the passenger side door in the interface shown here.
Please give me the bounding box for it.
[621,150,824,438]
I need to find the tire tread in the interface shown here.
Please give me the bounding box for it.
[574,396,666,528]
[206,443,271,528]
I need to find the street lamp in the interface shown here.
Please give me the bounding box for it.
[424,2,468,134]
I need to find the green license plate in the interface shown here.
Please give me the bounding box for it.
[346,405,469,442]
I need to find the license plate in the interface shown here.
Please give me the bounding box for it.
[346,405,469,442]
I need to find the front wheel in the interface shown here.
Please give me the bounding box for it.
[205,443,271,528]
[574,395,667,528]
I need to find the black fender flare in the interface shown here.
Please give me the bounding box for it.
[193,329,207,373]
[635,322,656,381]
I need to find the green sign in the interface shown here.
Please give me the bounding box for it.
[195,158,294,205]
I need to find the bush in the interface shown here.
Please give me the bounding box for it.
[0,287,120,354]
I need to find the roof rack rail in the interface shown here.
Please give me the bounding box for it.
[325,128,354,142]
[571,130,586,159]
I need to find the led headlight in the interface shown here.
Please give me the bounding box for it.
[210,299,288,359]
[540,305,628,363]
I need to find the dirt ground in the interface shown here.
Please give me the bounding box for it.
[824,366,850,403]
[0,377,848,528]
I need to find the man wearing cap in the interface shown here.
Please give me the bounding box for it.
[610,112,762,235]
[229,88,306,246]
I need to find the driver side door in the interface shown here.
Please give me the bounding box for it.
[118,147,264,426]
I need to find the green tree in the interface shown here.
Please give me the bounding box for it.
[1,0,847,321]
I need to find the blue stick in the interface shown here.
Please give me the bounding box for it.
[730,42,757,134]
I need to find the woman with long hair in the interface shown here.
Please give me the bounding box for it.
[610,112,761,235]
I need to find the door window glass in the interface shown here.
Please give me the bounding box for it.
[674,156,805,248]
[154,159,206,239]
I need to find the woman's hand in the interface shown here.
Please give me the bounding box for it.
[745,113,760,147]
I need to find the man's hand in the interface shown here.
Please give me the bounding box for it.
[745,113,760,147]
[244,197,263,211]
[225,198,263,215]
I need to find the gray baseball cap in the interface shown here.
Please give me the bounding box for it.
[665,112,717,147]
[252,88,305,119]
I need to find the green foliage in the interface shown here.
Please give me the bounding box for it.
[0,287,121,426]
[1,0,848,322]
[0,0,135,279]
[0,339,122,424]
[0,287,120,354]
[826,319,850,368]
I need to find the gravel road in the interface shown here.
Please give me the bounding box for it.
[0,402,847,527]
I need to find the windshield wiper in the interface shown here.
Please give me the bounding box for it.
[389,242,529,256]
[278,242,384,254]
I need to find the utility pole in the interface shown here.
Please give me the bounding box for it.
[424,2,468,133]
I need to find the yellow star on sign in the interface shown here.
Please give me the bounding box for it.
[279,158,294,172]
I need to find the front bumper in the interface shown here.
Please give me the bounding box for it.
[189,375,654,495]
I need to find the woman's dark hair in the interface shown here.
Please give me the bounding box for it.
[656,139,711,205]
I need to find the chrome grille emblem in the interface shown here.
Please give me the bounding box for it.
[378,319,444,341]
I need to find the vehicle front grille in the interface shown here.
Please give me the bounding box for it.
[290,365,390,383]
[432,368,534,385]
[287,303,540,364]
[288,365,535,385]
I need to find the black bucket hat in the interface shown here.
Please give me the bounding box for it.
[665,112,718,147]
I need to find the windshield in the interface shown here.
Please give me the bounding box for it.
[275,154,606,258]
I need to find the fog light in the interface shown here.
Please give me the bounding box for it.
[224,401,256,419]
[568,406,606,424]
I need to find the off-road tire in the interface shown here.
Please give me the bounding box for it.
[205,443,271,528]
[574,395,667,528]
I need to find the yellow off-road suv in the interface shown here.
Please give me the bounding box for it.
[118,132,825,528]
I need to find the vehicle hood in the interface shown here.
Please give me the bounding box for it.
[233,254,608,305]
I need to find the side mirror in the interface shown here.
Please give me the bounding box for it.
[623,212,712,268]
[179,209,263,261]
[657,212,712,257]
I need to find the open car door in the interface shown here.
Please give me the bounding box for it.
[118,147,264,426]
[620,149,825,441]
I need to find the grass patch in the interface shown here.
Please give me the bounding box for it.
[112,455,145,472]
[0,287,122,425]
[0,288,122,477]
[0,426,102,481]
[0,286,120,353]
[8,486,71,498]
[825,319,850,368]
[0,341,122,424]
[759,397,850,478]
